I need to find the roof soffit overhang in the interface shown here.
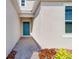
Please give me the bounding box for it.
[20,0,40,18]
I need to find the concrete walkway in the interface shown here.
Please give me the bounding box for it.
[13,37,41,59]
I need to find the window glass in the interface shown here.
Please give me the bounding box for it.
[65,22,72,33]
[65,6,72,20]
[21,0,25,2]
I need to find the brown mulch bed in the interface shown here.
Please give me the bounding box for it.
[6,50,17,59]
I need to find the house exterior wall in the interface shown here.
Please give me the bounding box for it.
[6,0,20,56]
[31,2,72,49]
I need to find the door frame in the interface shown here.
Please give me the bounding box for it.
[21,19,32,37]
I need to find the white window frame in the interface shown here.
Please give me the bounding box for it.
[63,3,72,38]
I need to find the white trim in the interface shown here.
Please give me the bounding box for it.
[65,20,72,22]
[62,34,72,39]
[21,35,31,37]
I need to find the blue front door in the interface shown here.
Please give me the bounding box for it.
[23,22,30,35]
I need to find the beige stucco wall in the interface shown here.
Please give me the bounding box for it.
[6,0,20,56]
[31,2,72,49]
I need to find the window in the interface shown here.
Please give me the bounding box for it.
[65,6,72,33]
[21,0,25,6]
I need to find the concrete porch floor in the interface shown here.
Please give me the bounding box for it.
[13,37,41,59]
